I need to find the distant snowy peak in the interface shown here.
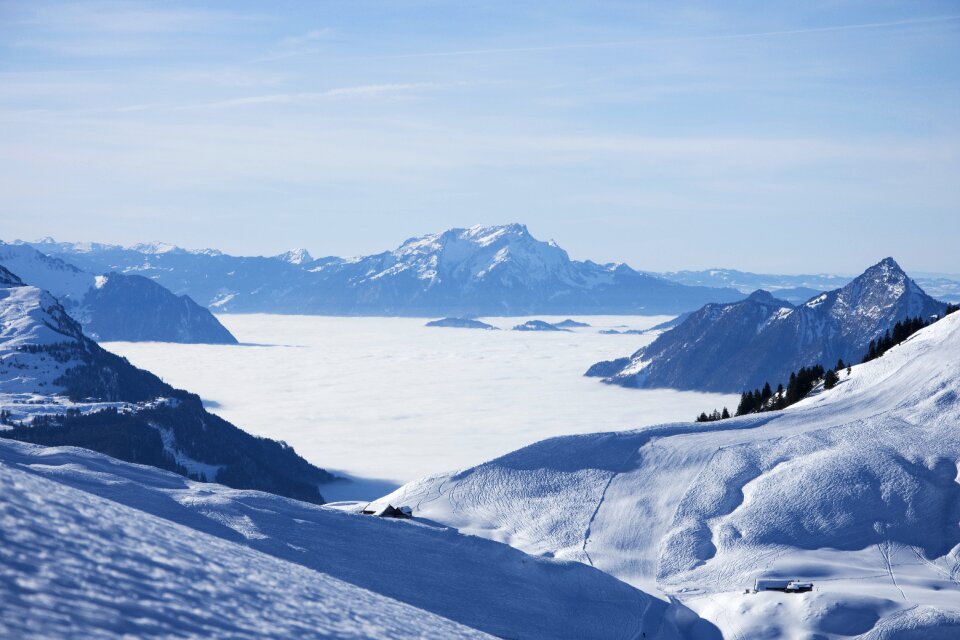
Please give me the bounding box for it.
[384,223,572,285]
[276,248,314,265]
[22,237,221,258]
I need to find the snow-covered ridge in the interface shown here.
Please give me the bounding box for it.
[388,311,960,637]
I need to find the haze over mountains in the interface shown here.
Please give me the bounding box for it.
[0,242,236,344]
[590,258,947,392]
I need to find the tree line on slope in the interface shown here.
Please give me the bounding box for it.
[695,306,959,423]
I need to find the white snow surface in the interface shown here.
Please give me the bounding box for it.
[385,312,960,638]
[0,284,84,395]
[102,314,739,488]
[0,437,685,639]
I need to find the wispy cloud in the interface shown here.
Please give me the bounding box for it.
[259,13,960,64]
[280,28,335,48]
[177,82,467,110]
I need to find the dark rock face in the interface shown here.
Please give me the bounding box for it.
[592,258,947,393]
[23,225,744,316]
[83,273,237,344]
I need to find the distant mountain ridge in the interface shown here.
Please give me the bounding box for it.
[19,225,745,316]
[656,266,960,304]
[0,242,236,344]
[589,258,947,392]
[0,266,332,502]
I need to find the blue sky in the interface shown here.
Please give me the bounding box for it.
[1,1,958,273]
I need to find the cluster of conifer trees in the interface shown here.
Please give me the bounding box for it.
[695,408,730,422]
[695,304,959,423]
[861,315,929,363]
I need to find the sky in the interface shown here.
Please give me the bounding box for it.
[1,1,958,273]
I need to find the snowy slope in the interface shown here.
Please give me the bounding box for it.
[387,311,960,637]
[0,437,687,640]
[21,226,743,315]
[0,242,236,344]
[592,258,946,392]
[0,445,487,640]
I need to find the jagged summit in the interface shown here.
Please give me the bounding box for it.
[590,257,947,392]
[276,248,314,265]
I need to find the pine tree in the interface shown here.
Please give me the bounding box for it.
[823,369,839,390]
[721,407,730,419]
[836,358,845,371]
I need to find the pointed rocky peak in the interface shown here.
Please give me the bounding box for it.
[276,248,314,265]
[841,257,914,300]
[858,257,907,282]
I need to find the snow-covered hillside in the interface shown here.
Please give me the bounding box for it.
[592,258,946,392]
[0,242,236,344]
[387,310,960,637]
[0,437,691,639]
[20,226,744,315]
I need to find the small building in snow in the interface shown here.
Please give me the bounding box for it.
[361,503,412,519]
[754,578,813,593]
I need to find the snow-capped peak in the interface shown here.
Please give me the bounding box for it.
[130,241,180,255]
[276,248,314,265]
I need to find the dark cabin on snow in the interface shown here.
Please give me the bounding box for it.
[361,503,412,518]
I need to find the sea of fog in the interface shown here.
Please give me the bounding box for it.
[104,315,738,496]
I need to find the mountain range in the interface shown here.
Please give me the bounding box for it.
[656,266,960,304]
[17,225,745,316]
[0,264,330,501]
[588,258,946,392]
[0,242,236,344]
